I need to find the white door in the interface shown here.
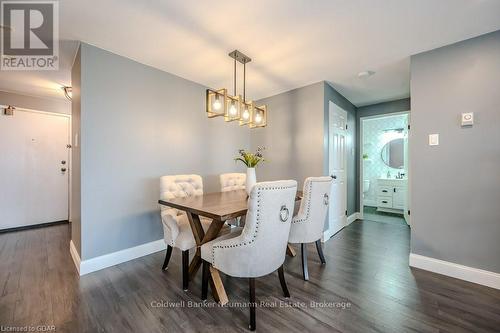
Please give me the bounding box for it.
[0,109,70,230]
[325,101,348,239]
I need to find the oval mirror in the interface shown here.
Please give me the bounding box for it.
[381,138,404,169]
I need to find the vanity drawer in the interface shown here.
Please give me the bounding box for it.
[377,197,393,208]
[378,187,393,195]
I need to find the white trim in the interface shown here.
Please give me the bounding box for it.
[69,240,81,274]
[323,212,360,242]
[347,212,361,226]
[70,239,166,276]
[409,253,500,290]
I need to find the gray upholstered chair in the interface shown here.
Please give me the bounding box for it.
[288,176,333,280]
[201,180,298,331]
[219,172,247,227]
[159,174,212,290]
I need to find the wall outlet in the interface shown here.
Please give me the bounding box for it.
[429,134,439,146]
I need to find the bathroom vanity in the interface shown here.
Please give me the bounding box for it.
[377,178,407,214]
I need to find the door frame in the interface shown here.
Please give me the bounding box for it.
[0,105,72,222]
[358,111,410,221]
[323,101,348,242]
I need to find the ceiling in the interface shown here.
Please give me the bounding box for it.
[1,0,500,106]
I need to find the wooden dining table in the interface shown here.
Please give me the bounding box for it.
[158,189,302,305]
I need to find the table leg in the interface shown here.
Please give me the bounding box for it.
[186,213,228,303]
[210,265,228,306]
[286,244,297,257]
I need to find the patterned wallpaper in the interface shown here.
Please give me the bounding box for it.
[362,114,408,205]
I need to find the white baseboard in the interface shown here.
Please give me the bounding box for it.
[347,212,361,225]
[69,239,166,276]
[69,240,81,275]
[409,253,500,290]
[322,212,361,242]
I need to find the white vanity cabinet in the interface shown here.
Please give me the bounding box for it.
[377,178,407,214]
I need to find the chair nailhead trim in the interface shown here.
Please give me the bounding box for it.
[211,185,296,265]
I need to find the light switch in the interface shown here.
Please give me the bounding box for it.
[461,112,474,126]
[429,134,439,146]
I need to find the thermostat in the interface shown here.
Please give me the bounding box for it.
[461,112,474,127]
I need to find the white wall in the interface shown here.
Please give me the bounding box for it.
[0,90,70,115]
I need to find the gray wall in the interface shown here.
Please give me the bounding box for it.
[410,30,500,273]
[356,98,410,210]
[71,46,82,255]
[0,90,70,114]
[250,81,357,218]
[250,82,325,187]
[76,43,249,260]
[324,83,357,216]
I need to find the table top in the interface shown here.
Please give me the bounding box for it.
[158,190,302,221]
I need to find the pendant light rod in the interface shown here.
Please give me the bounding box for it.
[233,58,237,96]
[229,49,251,101]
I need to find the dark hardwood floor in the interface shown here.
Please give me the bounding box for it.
[1,220,499,332]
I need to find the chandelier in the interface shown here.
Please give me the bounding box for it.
[206,50,267,128]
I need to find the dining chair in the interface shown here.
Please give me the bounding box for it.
[219,173,246,227]
[159,174,212,291]
[219,173,246,192]
[288,176,333,281]
[200,180,298,331]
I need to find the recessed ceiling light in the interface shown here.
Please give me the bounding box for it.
[358,70,375,78]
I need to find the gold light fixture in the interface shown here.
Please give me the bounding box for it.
[250,105,267,128]
[206,88,226,117]
[206,50,267,128]
[3,105,15,116]
[62,86,72,100]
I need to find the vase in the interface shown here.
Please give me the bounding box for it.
[246,168,256,195]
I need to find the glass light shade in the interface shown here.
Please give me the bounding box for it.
[206,88,227,118]
[249,105,267,128]
[224,94,241,122]
[239,100,253,126]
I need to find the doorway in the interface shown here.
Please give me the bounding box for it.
[360,112,410,226]
[324,101,348,240]
[0,107,71,231]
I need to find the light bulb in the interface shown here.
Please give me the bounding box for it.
[213,96,221,111]
[242,108,250,120]
[229,102,237,116]
[255,113,262,123]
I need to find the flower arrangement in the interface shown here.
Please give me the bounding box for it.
[235,147,265,168]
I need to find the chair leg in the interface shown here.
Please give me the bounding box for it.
[301,243,309,281]
[249,278,256,331]
[315,239,326,264]
[201,260,209,301]
[277,265,290,298]
[162,245,173,270]
[182,250,189,291]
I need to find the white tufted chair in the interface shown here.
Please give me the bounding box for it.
[219,173,247,227]
[219,173,246,192]
[201,180,298,331]
[288,176,333,281]
[160,174,212,290]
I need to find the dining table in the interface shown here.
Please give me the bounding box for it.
[158,189,302,305]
